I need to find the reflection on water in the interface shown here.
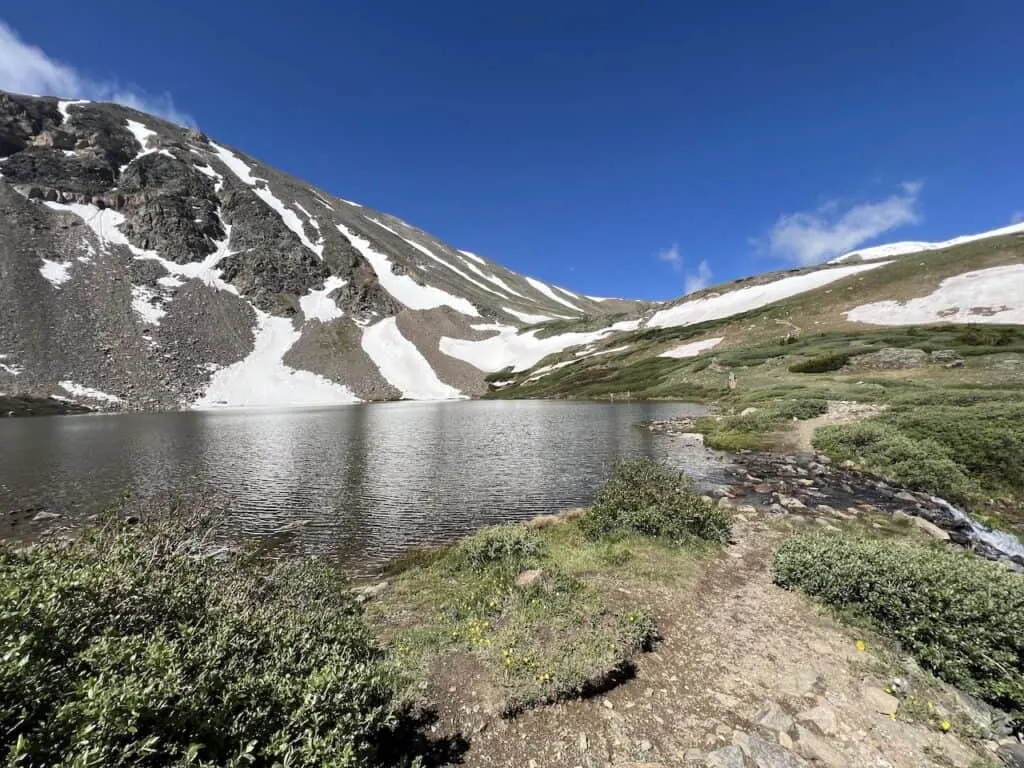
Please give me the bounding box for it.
[1,400,725,569]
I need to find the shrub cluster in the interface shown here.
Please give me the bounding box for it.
[772,398,829,421]
[0,515,405,767]
[447,523,546,574]
[813,402,1024,507]
[788,352,852,373]
[580,458,732,544]
[772,535,1024,716]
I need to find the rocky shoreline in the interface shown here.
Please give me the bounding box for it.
[644,418,1024,572]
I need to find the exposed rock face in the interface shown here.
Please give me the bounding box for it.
[0,90,643,410]
[844,347,928,370]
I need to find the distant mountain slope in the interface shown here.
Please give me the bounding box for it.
[0,91,645,409]
[830,222,1024,263]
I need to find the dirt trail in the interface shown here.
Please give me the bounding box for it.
[430,513,996,767]
[790,402,886,454]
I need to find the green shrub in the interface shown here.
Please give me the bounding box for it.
[447,524,545,574]
[704,430,766,451]
[788,352,852,373]
[773,535,1024,715]
[0,515,406,767]
[580,459,732,544]
[773,398,829,420]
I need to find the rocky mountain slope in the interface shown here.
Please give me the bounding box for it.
[2,89,1022,412]
[0,90,644,410]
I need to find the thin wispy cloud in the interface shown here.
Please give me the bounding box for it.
[766,181,922,265]
[684,259,712,294]
[1012,211,1024,225]
[0,21,194,126]
[657,244,713,294]
[657,243,682,272]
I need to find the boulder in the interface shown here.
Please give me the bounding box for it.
[515,569,546,588]
[913,516,951,541]
[930,349,966,368]
[861,684,899,715]
[704,744,745,768]
[845,347,928,370]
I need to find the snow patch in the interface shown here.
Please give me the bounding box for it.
[120,119,161,171]
[577,344,632,358]
[194,312,360,408]
[439,324,627,373]
[0,355,23,376]
[251,186,324,258]
[57,99,89,123]
[39,258,71,287]
[832,222,1024,264]
[313,194,335,210]
[361,318,464,400]
[659,337,724,359]
[59,380,123,404]
[525,360,576,382]
[505,308,554,324]
[209,141,260,184]
[845,265,1024,326]
[299,275,347,322]
[525,277,584,313]
[337,223,479,316]
[647,262,890,329]
[131,285,166,325]
[341,198,362,207]
[194,163,224,192]
[458,249,486,265]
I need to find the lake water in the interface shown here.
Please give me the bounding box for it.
[1,400,726,570]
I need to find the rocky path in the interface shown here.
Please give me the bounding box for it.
[427,509,1012,767]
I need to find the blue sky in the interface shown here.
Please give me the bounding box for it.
[1,1,1022,300]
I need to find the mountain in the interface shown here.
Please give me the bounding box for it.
[0,91,645,409]
[2,90,1022,412]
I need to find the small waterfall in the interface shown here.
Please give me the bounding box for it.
[929,496,1024,563]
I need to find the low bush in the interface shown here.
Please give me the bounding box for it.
[579,458,732,544]
[788,352,852,373]
[773,398,829,421]
[447,524,545,574]
[0,515,406,767]
[773,535,1024,716]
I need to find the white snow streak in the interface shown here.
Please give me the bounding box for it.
[845,265,1024,326]
[337,223,479,316]
[439,323,630,373]
[832,222,1024,264]
[57,99,89,123]
[659,337,724,359]
[209,142,259,184]
[299,275,346,322]
[194,163,224,192]
[525,277,584,313]
[0,355,23,376]
[59,380,123,403]
[361,318,464,400]
[505,308,554,324]
[646,262,890,329]
[208,143,322,258]
[194,312,359,408]
[458,249,486,265]
[131,285,166,325]
[39,258,71,287]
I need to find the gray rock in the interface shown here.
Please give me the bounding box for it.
[737,732,809,767]
[795,704,840,736]
[754,699,794,733]
[930,349,966,367]
[704,744,745,768]
[794,725,845,767]
[31,511,61,522]
[861,684,899,715]
[777,495,807,511]
[845,347,928,370]
[997,743,1024,767]
[913,516,951,540]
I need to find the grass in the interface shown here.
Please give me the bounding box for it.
[367,460,722,716]
[773,535,1024,718]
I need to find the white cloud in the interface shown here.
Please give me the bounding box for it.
[657,243,682,272]
[767,181,922,265]
[1012,211,1024,224]
[684,260,712,294]
[0,21,194,126]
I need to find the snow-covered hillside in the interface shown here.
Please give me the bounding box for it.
[831,222,1024,263]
